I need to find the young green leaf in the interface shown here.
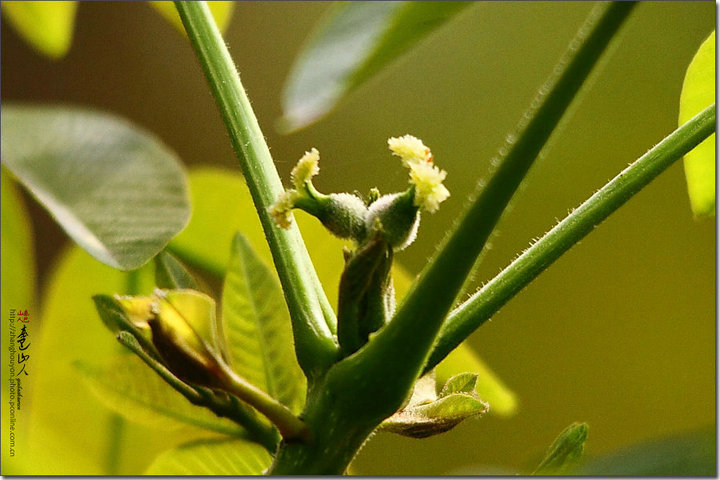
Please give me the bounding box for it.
[576,426,714,476]
[337,237,389,357]
[679,31,715,217]
[379,391,488,439]
[380,371,487,439]
[439,372,478,396]
[149,1,234,36]
[75,356,246,437]
[404,372,439,407]
[1,1,77,59]
[113,331,281,451]
[280,1,472,131]
[435,342,517,416]
[222,233,306,413]
[1,106,191,271]
[532,422,588,475]
[145,438,272,475]
[155,251,198,289]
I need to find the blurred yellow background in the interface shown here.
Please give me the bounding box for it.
[1,1,714,474]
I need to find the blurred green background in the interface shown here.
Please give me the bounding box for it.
[1,1,714,474]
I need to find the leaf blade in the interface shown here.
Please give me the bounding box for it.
[380,391,488,439]
[155,251,198,289]
[22,247,201,474]
[533,422,588,475]
[222,233,306,412]
[679,31,715,217]
[145,438,272,475]
[576,427,714,476]
[75,355,245,436]
[280,1,472,131]
[435,342,517,416]
[1,105,191,270]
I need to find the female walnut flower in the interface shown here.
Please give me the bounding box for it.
[388,135,449,213]
[270,135,449,249]
[291,147,320,189]
[269,148,367,239]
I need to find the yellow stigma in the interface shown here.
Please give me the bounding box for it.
[408,161,449,213]
[291,147,320,189]
[388,135,432,166]
[268,190,297,229]
[389,135,448,213]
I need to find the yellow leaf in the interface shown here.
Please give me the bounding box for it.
[679,31,715,217]
[1,1,77,59]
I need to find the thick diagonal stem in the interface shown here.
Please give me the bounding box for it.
[426,104,716,371]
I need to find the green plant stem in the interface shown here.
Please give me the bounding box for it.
[426,104,716,372]
[350,0,636,418]
[117,331,280,451]
[173,0,338,378]
[218,364,310,443]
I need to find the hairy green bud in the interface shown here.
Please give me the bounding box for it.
[297,192,368,240]
[365,190,420,251]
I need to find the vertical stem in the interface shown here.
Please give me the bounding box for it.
[173,1,338,377]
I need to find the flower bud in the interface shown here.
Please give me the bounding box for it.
[270,148,369,240]
[271,136,448,248]
[115,289,228,388]
[311,192,368,240]
[365,191,420,251]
